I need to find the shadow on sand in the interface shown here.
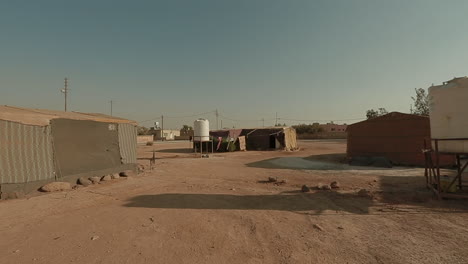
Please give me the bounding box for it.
[124,191,373,214]
[378,175,468,210]
[246,155,421,171]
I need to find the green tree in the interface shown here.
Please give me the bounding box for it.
[366,108,388,119]
[181,124,193,131]
[292,123,324,134]
[137,126,149,135]
[411,88,429,116]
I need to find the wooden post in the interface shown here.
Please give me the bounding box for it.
[457,154,462,190]
[435,140,441,194]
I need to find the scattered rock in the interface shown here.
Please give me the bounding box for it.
[101,175,112,182]
[149,217,155,222]
[78,177,92,186]
[146,141,153,146]
[91,235,100,241]
[330,181,340,189]
[312,224,323,231]
[301,185,310,192]
[358,189,371,198]
[40,182,71,192]
[337,226,344,230]
[268,177,277,183]
[13,249,20,253]
[89,176,101,184]
[317,184,331,190]
[275,180,287,185]
[138,164,145,173]
[111,173,120,179]
[119,170,135,177]
[230,188,236,191]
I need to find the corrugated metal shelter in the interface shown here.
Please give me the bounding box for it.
[0,105,137,198]
[347,112,454,166]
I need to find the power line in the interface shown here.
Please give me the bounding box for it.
[215,109,219,129]
[60,78,69,112]
[138,109,364,126]
[138,117,162,123]
[137,110,216,123]
[218,113,268,122]
[109,100,113,116]
[164,110,216,119]
[277,117,365,122]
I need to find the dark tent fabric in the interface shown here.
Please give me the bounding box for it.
[209,127,297,151]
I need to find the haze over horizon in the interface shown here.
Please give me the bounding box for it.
[1,0,468,129]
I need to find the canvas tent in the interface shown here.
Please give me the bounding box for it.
[0,105,137,198]
[347,112,454,166]
[209,127,297,151]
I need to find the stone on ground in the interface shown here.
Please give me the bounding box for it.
[301,185,310,192]
[89,176,101,184]
[268,177,277,182]
[111,173,120,179]
[330,181,340,189]
[78,177,92,186]
[101,175,112,181]
[40,182,72,192]
[119,170,135,177]
[317,183,331,190]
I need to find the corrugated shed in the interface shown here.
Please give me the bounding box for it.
[0,120,55,184]
[118,123,137,164]
[347,112,454,166]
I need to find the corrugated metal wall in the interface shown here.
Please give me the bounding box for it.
[118,123,137,164]
[0,120,55,184]
[347,113,454,166]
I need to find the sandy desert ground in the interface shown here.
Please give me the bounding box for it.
[1,140,468,264]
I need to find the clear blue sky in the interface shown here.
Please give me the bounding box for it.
[1,0,468,129]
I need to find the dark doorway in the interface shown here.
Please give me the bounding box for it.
[269,135,276,149]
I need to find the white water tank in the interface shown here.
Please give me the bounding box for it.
[429,77,468,153]
[194,119,210,142]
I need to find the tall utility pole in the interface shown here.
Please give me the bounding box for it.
[61,78,69,112]
[215,109,219,130]
[262,118,265,127]
[161,115,164,141]
[275,112,278,126]
[110,100,113,116]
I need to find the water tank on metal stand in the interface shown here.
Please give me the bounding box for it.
[194,119,210,142]
[429,77,468,153]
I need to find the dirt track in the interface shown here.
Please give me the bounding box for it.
[1,140,468,264]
